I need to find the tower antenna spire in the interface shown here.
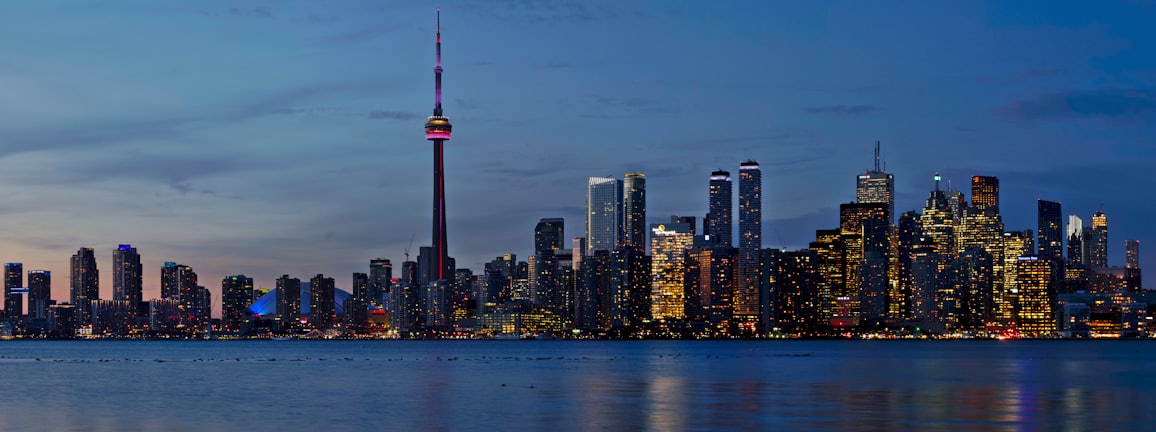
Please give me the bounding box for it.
[425,8,453,283]
[874,140,880,172]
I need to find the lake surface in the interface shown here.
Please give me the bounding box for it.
[0,340,1153,431]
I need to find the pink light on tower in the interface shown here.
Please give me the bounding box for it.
[424,8,453,281]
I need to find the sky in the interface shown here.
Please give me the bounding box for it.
[0,1,1154,312]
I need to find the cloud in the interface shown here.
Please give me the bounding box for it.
[805,104,885,115]
[320,24,408,44]
[542,61,572,69]
[1000,88,1156,122]
[366,110,418,121]
[200,7,275,20]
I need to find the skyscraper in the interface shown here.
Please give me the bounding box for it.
[586,176,623,253]
[649,220,694,320]
[275,275,301,327]
[623,173,647,251]
[112,245,143,316]
[1090,209,1108,268]
[309,274,336,330]
[27,270,50,321]
[970,176,999,211]
[1036,200,1063,260]
[3,263,22,319]
[535,218,565,254]
[919,173,957,263]
[369,258,392,308]
[736,161,762,327]
[856,141,895,223]
[1126,240,1140,269]
[424,8,453,283]
[1016,256,1057,335]
[221,275,254,332]
[1067,215,1084,265]
[70,247,99,326]
[160,262,197,305]
[707,170,733,245]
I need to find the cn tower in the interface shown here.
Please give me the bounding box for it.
[424,8,452,281]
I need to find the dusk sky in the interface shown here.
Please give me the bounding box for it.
[1,1,1154,308]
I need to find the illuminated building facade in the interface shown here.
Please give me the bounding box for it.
[765,249,822,334]
[112,245,142,322]
[810,229,844,323]
[27,270,50,321]
[586,176,623,253]
[623,174,647,251]
[706,170,732,246]
[970,176,999,211]
[4,263,22,319]
[919,174,956,264]
[532,218,564,311]
[1066,215,1084,265]
[839,202,889,307]
[942,247,993,332]
[609,247,650,328]
[1090,209,1108,268]
[221,274,254,332]
[1015,256,1057,335]
[736,161,762,325]
[892,212,920,319]
[70,247,99,326]
[369,258,392,308]
[856,141,895,223]
[999,230,1033,326]
[309,274,336,329]
[686,243,736,330]
[275,275,301,326]
[1037,200,1063,260]
[649,221,694,320]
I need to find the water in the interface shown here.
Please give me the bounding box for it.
[0,340,1154,431]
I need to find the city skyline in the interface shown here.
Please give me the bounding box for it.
[0,1,1154,307]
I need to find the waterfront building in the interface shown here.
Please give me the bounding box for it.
[346,273,369,329]
[112,245,143,323]
[609,247,650,329]
[998,230,1034,325]
[686,240,737,332]
[27,270,51,321]
[3,263,22,319]
[575,249,612,330]
[221,275,254,332]
[70,247,99,326]
[706,170,733,246]
[309,274,336,329]
[275,275,301,327]
[810,229,844,324]
[736,160,762,330]
[531,218,564,312]
[623,174,647,251]
[1037,200,1063,260]
[1016,256,1058,335]
[892,211,921,319]
[765,249,822,335]
[942,247,994,332]
[839,202,889,311]
[91,299,134,335]
[648,220,694,320]
[586,176,623,253]
[369,258,392,308]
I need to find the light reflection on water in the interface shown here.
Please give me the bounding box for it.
[0,341,1153,431]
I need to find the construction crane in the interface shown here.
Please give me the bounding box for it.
[403,233,415,262]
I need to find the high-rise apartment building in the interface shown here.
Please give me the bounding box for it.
[998,230,1034,325]
[623,174,646,251]
[1036,200,1063,260]
[707,170,733,245]
[1126,240,1140,269]
[649,221,694,320]
[764,249,822,334]
[70,247,99,326]
[586,176,623,253]
[275,275,301,326]
[3,263,22,319]
[736,161,762,325]
[221,275,254,332]
[112,245,143,316]
[309,274,336,330]
[369,258,392,308]
[27,270,51,321]
[1090,209,1108,268]
[856,141,895,223]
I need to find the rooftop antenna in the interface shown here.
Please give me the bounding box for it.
[874,140,880,172]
